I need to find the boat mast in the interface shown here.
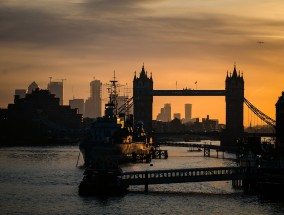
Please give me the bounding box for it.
[109,70,119,115]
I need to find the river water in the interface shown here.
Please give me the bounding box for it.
[1,142,284,215]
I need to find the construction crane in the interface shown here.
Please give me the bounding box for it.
[57,78,66,83]
[54,78,67,85]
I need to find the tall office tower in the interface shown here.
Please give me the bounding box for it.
[48,81,63,105]
[69,98,84,115]
[85,79,102,118]
[90,80,102,100]
[15,89,27,99]
[156,107,165,121]
[156,104,172,122]
[185,103,192,122]
[164,103,171,122]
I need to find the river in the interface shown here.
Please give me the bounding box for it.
[0,142,284,214]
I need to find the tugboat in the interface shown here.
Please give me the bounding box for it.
[79,73,152,167]
[78,158,129,196]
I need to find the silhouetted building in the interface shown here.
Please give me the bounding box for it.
[164,104,171,121]
[15,89,26,99]
[133,65,153,133]
[173,113,181,120]
[84,98,96,118]
[184,103,192,122]
[202,115,219,132]
[69,98,84,115]
[48,81,64,105]
[85,79,102,118]
[0,88,82,144]
[222,65,244,146]
[156,107,165,121]
[156,104,171,122]
[28,81,39,94]
[276,91,284,149]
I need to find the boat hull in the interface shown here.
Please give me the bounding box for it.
[78,169,129,196]
[79,142,151,166]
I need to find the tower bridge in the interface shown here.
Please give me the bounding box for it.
[133,64,275,147]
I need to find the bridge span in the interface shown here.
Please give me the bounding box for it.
[152,90,226,96]
[122,166,246,192]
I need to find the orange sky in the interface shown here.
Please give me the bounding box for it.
[1,0,284,126]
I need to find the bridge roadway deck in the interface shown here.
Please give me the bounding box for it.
[122,166,246,186]
[152,90,226,96]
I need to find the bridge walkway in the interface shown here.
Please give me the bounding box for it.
[122,166,246,192]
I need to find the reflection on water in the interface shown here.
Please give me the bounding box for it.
[1,144,284,215]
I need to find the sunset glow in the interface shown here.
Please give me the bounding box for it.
[1,0,284,126]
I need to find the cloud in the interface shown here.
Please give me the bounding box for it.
[78,0,162,16]
[1,1,284,64]
[0,0,283,52]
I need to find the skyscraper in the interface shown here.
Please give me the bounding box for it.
[48,81,63,105]
[164,103,171,122]
[156,104,171,122]
[90,80,102,100]
[185,103,192,122]
[84,79,102,118]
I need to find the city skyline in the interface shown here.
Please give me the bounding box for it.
[1,1,284,125]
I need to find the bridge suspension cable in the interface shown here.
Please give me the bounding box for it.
[244,97,276,129]
[117,97,133,115]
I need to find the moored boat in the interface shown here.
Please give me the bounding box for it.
[79,74,152,166]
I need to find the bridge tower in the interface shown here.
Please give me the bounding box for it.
[222,65,244,146]
[133,65,153,133]
[276,91,284,150]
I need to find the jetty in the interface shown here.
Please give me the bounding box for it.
[122,166,246,192]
